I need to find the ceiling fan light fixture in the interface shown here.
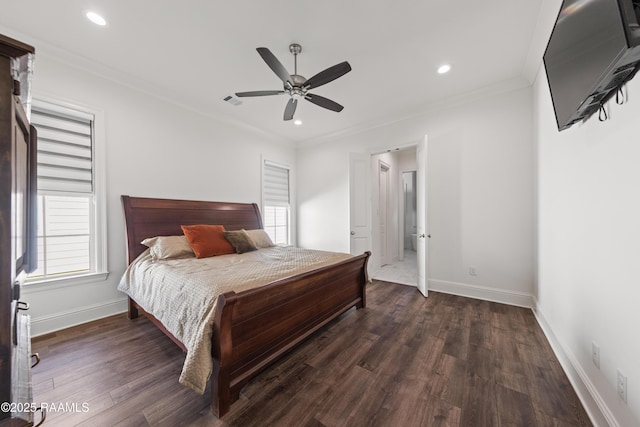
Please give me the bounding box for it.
[437,64,452,74]
[294,119,303,126]
[85,11,108,26]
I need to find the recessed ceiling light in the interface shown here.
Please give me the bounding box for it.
[437,64,451,74]
[85,11,108,27]
[294,119,302,126]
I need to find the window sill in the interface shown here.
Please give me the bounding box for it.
[23,272,110,293]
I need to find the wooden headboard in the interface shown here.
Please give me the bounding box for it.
[121,195,264,264]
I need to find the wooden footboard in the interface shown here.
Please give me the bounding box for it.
[210,251,370,417]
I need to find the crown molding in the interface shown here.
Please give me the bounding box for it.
[0,24,297,149]
[0,21,539,151]
[521,0,561,84]
[297,76,532,149]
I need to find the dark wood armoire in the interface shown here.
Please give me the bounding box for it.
[0,34,42,426]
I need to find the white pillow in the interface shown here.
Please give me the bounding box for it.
[141,235,194,261]
[245,229,275,248]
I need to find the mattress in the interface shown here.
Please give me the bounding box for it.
[118,246,352,393]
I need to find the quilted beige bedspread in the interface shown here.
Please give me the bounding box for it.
[117,246,352,394]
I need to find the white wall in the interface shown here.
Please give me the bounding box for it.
[397,147,417,173]
[20,48,294,336]
[534,66,640,426]
[297,84,535,306]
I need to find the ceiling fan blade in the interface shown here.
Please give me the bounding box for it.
[257,47,292,87]
[284,98,297,121]
[235,90,285,97]
[304,94,344,112]
[303,61,351,89]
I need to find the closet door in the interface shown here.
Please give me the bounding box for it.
[0,33,39,427]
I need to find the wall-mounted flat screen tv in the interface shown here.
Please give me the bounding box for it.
[544,0,640,131]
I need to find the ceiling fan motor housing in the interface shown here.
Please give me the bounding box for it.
[287,74,308,98]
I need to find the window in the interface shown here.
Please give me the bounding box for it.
[263,161,290,245]
[27,100,106,283]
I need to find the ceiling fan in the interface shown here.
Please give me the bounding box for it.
[235,44,351,121]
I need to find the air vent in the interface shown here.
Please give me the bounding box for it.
[222,95,242,106]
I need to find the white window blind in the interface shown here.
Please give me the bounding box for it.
[28,102,98,281]
[263,162,290,245]
[31,107,93,193]
[263,163,290,207]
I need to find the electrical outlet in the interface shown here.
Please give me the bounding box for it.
[617,369,628,403]
[592,342,600,369]
[468,266,477,276]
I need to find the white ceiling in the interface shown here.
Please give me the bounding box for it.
[0,0,556,143]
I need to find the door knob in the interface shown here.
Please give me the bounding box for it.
[428,234,431,238]
[418,234,425,238]
[350,231,355,235]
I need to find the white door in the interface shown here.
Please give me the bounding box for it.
[378,162,391,265]
[416,136,429,297]
[349,152,371,256]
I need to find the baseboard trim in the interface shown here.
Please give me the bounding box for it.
[532,298,613,427]
[30,298,128,337]
[428,279,533,308]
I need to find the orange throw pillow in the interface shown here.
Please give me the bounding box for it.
[180,224,235,258]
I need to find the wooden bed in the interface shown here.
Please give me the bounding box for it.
[121,195,370,417]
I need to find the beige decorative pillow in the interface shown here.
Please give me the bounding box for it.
[141,235,194,261]
[245,229,275,248]
[223,230,258,254]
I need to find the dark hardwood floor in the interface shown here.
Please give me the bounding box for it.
[31,280,592,426]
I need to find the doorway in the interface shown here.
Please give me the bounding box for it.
[370,147,419,287]
[349,135,428,296]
